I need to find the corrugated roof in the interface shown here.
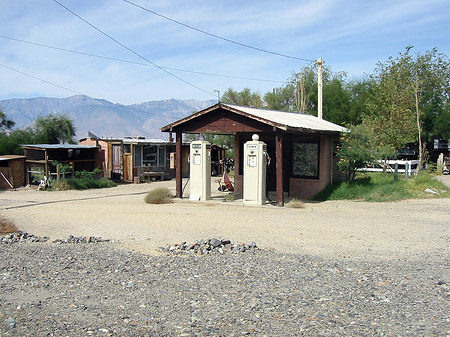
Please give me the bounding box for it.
[21,144,99,150]
[122,138,171,145]
[224,104,348,133]
[161,103,348,133]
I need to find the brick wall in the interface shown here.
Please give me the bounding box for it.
[289,135,336,200]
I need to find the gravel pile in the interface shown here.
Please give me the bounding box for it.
[1,242,448,336]
[159,238,258,255]
[0,231,49,244]
[53,235,110,244]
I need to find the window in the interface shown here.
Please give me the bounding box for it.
[134,145,142,167]
[124,144,131,153]
[292,142,319,179]
[143,145,157,166]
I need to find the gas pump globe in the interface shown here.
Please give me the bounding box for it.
[189,140,211,201]
[243,134,267,205]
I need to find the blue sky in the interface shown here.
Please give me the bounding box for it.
[1,0,449,105]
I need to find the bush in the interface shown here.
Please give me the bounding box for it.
[285,199,305,208]
[50,168,116,190]
[144,187,172,204]
[0,216,18,234]
[314,171,449,202]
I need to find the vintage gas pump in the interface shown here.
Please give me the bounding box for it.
[189,140,211,201]
[243,134,267,205]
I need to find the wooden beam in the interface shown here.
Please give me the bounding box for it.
[276,131,284,206]
[234,133,242,195]
[176,132,183,198]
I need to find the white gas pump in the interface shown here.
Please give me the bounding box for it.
[189,140,211,201]
[243,134,267,205]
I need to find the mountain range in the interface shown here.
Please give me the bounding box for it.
[0,95,216,140]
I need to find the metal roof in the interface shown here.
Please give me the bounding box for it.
[21,144,99,150]
[161,103,348,133]
[225,104,348,133]
[122,138,171,145]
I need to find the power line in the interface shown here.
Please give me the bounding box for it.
[0,35,286,84]
[122,0,315,63]
[0,63,84,95]
[0,62,191,118]
[51,0,216,98]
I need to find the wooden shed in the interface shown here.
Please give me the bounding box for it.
[22,144,100,184]
[161,103,347,206]
[0,155,26,189]
[80,136,177,182]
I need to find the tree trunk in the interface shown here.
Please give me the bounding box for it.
[414,78,423,173]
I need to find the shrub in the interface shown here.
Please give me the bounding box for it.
[50,168,116,190]
[0,216,18,234]
[144,187,172,204]
[285,199,305,208]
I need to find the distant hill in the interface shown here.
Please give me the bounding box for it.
[0,95,215,140]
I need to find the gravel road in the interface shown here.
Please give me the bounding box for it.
[0,181,449,336]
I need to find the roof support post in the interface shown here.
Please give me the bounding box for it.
[175,132,183,198]
[275,130,284,206]
[233,133,242,195]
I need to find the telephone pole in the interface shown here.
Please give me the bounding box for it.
[316,58,324,119]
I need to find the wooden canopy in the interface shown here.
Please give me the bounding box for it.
[161,103,346,206]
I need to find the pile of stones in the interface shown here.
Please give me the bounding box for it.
[159,238,259,255]
[0,231,49,244]
[53,235,110,244]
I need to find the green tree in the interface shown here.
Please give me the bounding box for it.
[0,110,15,134]
[0,128,35,155]
[221,88,263,107]
[337,123,395,181]
[365,47,450,169]
[33,114,76,144]
[346,78,375,126]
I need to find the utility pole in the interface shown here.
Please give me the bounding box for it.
[316,58,324,119]
[214,90,220,103]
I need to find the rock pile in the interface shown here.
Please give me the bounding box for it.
[159,238,259,255]
[0,231,49,244]
[0,232,110,244]
[53,235,110,244]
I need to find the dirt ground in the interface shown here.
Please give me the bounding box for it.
[1,179,449,261]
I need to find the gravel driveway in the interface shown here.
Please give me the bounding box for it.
[1,181,449,336]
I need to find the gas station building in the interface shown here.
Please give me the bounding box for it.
[161,103,347,206]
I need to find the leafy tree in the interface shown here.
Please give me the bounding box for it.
[346,78,375,126]
[0,128,35,155]
[0,110,15,134]
[337,123,395,181]
[221,88,263,107]
[33,114,76,144]
[365,47,450,169]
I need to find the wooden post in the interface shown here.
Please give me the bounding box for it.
[275,131,284,207]
[44,150,49,180]
[234,133,241,195]
[176,132,183,198]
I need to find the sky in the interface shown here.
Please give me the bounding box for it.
[1,0,449,105]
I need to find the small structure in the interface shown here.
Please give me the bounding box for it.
[80,135,227,182]
[80,136,176,182]
[22,144,99,185]
[0,155,26,189]
[161,103,347,206]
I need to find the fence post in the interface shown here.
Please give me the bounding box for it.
[405,162,409,180]
[394,163,398,182]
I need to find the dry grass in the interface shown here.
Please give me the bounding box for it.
[285,199,305,209]
[0,216,18,234]
[144,187,173,204]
